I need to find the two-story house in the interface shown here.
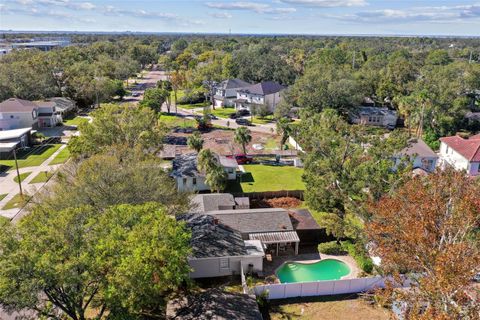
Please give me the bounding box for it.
[213,79,250,108]
[349,106,398,129]
[439,134,480,176]
[0,98,39,130]
[234,81,285,113]
[171,153,239,192]
[36,100,61,128]
[394,138,438,173]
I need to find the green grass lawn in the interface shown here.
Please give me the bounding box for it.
[29,171,54,184]
[227,164,305,193]
[0,194,7,201]
[171,89,185,102]
[13,172,31,183]
[2,193,30,210]
[178,102,208,110]
[160,113,196,128]
[62,115,89,126]
[251,115,274,125]
[211,107,236,119]
[0,144,62,170]
[48,147,70,165]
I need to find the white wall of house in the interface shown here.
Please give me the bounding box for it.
[439,141,479,175]
[394,155,438,172]
[224,166,237,180]
[188,255,263,279]
[0,111,38,130]
[176,176,210,192]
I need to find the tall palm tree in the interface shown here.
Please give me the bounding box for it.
[187,131,204,153]
[197,149,216,173]
[205,165,227,193]
[234,126,252,155]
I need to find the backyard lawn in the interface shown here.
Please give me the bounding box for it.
[13,172,31,183]
[269,295,390,320]
[0,144,62,170]
[48,147,70,165]
[227,164,305,193]
[29,171,54,184]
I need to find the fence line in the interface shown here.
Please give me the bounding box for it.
[254,276,409,300]
[231,190,304,200]
[288,136,304,152]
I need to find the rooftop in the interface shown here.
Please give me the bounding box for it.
[178,214,247,258]
[171,153,199,178]
[398,139,438,158]
[288,209,322,231]
[0,98,38,113]
[0,127,32,141]
[208,208,294,234]
[237,81,285,96]
[166,288,262,320]
[217,78,251,90]
[440,135,480,162]
[191,193,236,213]
[353,106,397,117]
[217,155,238,168]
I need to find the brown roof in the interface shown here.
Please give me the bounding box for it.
[0,98,38,113]
[288,209,321,230]
[440,135,480,162]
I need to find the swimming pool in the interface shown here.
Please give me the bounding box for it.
[276,259,351,283]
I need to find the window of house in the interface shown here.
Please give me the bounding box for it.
[10,115,14,119]
[192,177,197,185]
[219,258,229,269]
[182,178,187,185]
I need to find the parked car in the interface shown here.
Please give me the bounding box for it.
[229,113,238,119]
[235,118,251,126]
[237,109,250,117]
[227,154,253,164]
[205,114,218,120]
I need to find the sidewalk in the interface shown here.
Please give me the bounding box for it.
[0,144,67,219]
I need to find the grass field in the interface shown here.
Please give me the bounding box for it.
[0,144,62,170]
[269,295,390,320]
[48,147,70,165]
[29,171,54,184]
[13,172,31,183]
[227,164,305,193]
[2,193,30,210]
[178,102,208,110]
[251,115,275,125]
[210,107,236,118]
[160,113,196,128]
[62,115,89,126]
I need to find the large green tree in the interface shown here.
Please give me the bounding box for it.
[0,203,191,319]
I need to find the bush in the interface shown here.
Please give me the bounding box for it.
[318,241,346,255]
[178,89,205,105]
[341,240,374,273]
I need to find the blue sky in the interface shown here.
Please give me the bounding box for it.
[1,0,480,36]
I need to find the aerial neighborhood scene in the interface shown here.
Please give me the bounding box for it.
[1,0,480,319]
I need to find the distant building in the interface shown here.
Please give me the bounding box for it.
[394,139,438,173]
[213,79,251,108]
[171,153,238,192]
[439,134,480,176]
[235,81,285,113]
[0,98,39,130]
[11,38,70,52]
[349,106,398,129]
[36,101,61,128]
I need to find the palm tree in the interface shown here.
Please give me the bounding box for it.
[197,149,216,173]
[187,131,204,153]
[276,118,292,150]
[205,165,227,193]
[234,126,252,155]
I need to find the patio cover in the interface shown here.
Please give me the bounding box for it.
[249,231,300,255]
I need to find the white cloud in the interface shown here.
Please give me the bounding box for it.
[279,0,367,7]
[209,12,233,19]
[205,1,296,14]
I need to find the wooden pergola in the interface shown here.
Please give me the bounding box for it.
[249,231,300,256]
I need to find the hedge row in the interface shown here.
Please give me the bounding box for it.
[317,240,374,273]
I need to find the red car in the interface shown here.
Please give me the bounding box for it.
[227,154,253,164]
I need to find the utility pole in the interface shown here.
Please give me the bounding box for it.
[13,148,23,196]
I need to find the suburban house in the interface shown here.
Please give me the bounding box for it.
[208,208,301,256]
[213,78,250,108]
[191,193,250,213]
[171,153,238,192]
[46,97,77,118]
[394,139,438,173]
[349,106,398,129]
[166,288,262,320]
[439,134,480,176]
[36,100,61,128]
[235,81,285,113]
[0,98,39,130]
[0,127,32,159]
[178,214,265,279]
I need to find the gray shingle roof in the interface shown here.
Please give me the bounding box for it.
[171,153,200,178]
[237,81,285,96]
[178,214,247,258]
[218,78,251,90]
[353,106,397,117]
[166,289,262,320]
[208,208,294,234]
[191,193,236,213]
[398,139,438,158]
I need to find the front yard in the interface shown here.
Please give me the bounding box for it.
[160,113,196,128]
[0,144,62,170]
[227,164,305,193]
[62,115,89,127]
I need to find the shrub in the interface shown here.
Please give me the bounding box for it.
[318,241,346,255]
[178,89,205,105]
[341,240,374,273]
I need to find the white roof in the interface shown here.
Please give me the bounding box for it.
[249,231,300,244]
[0,127,31,140]
[0,142,18,152]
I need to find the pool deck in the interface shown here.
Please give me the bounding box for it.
[263,251,361,283]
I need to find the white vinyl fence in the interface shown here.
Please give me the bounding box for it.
[254,276,407,300]
[288,136,303,152]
